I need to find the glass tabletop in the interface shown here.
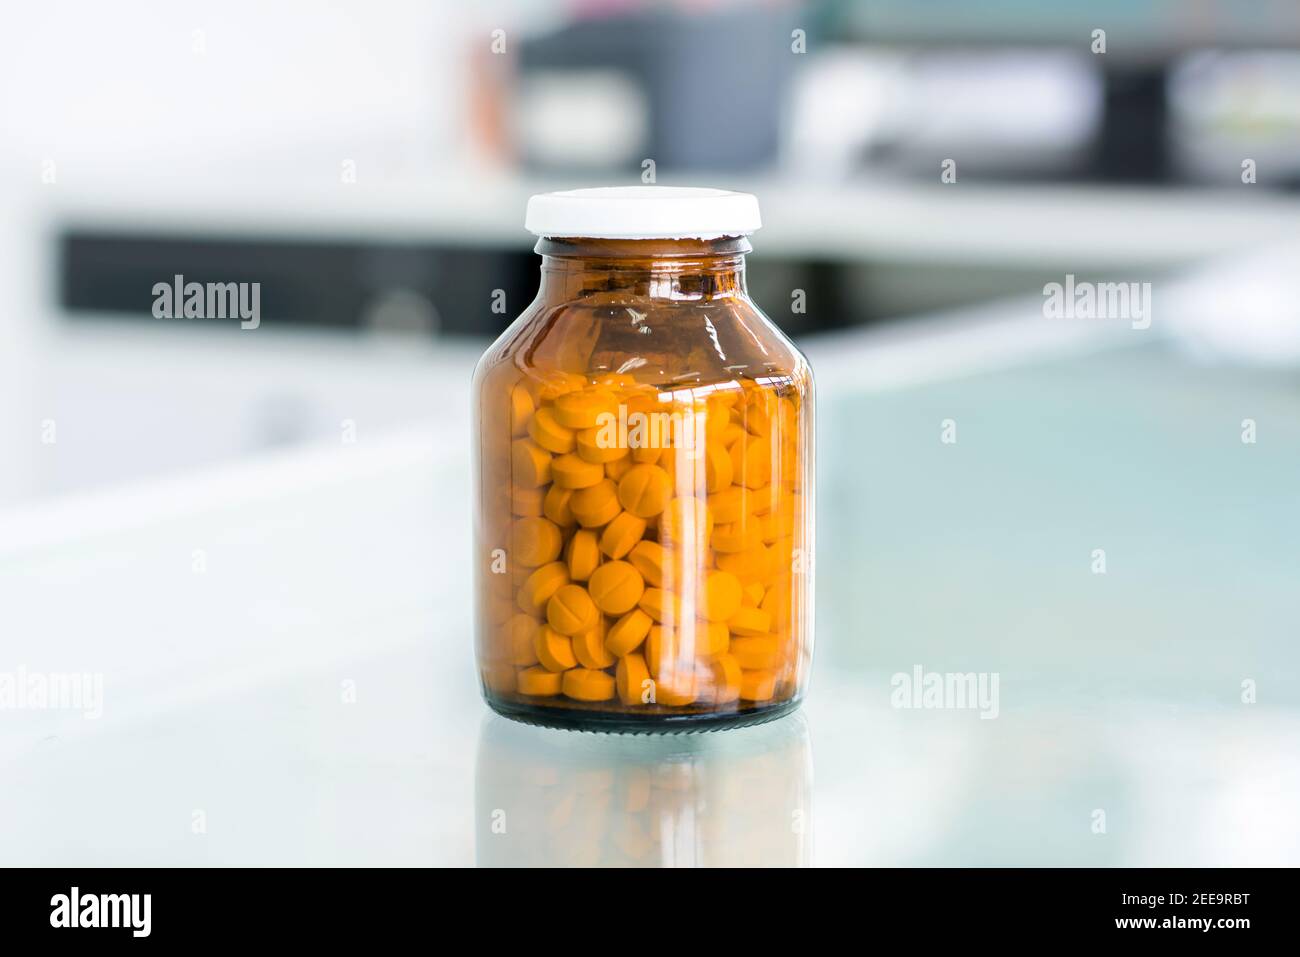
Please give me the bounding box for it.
[1,323,1296,866]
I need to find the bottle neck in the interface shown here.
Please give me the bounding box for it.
[535,236,750,302]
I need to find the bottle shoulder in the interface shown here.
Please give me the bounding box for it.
[477,292,809,396]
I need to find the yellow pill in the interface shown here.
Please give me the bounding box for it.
[616,653,652,705]
[605,456,632,481]
[742,582,766,608]
[627,540,666,588]
[510,438,552,488]
[605,608,652,657]
[509,384,535,437]
[573,621,616,669]
[711,519,764,553]
[533,371,587,403]
[698,570,743,622]
[511,516,563,567]
[516,561,569,616]
[659,496,713,544]
[704,441,733,493]
[510,485,545,517]
[694,619,730,657]
[728,606,771,637]
[547,584,599,636]
[554,389,618,429]
[638,588,681,624]
[645,624,676,679]
[501,613,539,666]
[599,511,647,560]
[517,666,563,696]
[631,444,661,464]
[576,426,630,464]
[716,544,773,585]
[729,434,772,489]
[709,653,742,704]
[565,528,601,581]
[652,668,698,706]
[617,464,671,519]
[739,669,777,702]
[534,624,578,672]
[543,485,576,527]
[761,499,797,541]
[563,668,616,702]
[551,452,605,489]
[731,635,780,670]
[570,478,621,528]
[587,560,646,616]
[760,582,791,622]
[721,422,747,448]
[706,486,751,525]
[528,407,576,454]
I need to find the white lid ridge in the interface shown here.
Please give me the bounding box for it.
[525,186,761,240]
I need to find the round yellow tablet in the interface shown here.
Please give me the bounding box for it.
[637,587,680,624]
[605,608,652,657]
[617,464,672,519]
[510,438,552,488]
[572,621,616,670]
[627,540,666,588]
[528,407,576,454]
[570,479,621,528]
[543,485,575,527]
[739,669,777,702]
[516,561,569,616]
[551,452,605,489]
[511,516,563,567]
[517,666,563,696]
[500,613,539,666]
[711,519,763,553]
[716,544,772,585]
[546,584,599,636]
[728,606,771,637]
[645,624,675,679]
[709,653,742,704]
[704,441,733,494]
[554,389,618,430]
[707,486,751,525]
[730,635,780,670]
[760,582,791,622]
[565,528,601,582]
[576,426,630,464]
[616,653,652,705]
[659,496,713,544]
[605,456,632,481]
[563,668,616,702]
[729,434,771,489]
[510,485,545,517]
[698,570,743,622]
[694,619,730,657]
[587,560,645,616]
[599,511,647,560]
[534,624,577,673]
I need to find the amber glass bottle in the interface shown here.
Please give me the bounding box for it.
[472,188,813,732]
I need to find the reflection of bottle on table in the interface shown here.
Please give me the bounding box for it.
[475,712,812,867]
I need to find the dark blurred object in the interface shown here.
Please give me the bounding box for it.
[60,232,535,337]
[515,7,801,173]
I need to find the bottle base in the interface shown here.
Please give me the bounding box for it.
[483,695,802,735]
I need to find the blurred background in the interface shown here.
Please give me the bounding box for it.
[2,0,1298,866]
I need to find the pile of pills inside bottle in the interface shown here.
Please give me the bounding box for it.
[479,370,809,723]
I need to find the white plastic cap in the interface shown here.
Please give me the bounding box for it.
[525,186,761,240]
